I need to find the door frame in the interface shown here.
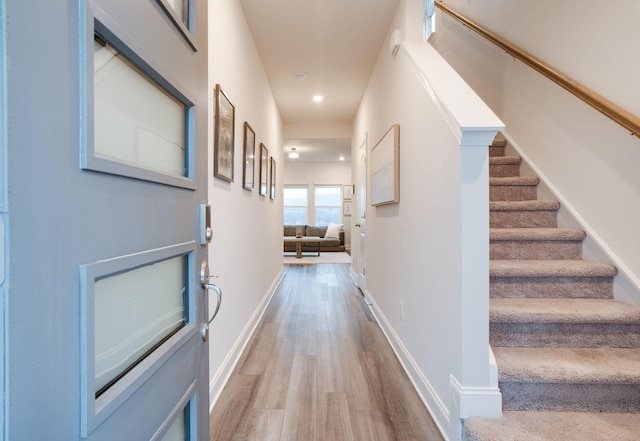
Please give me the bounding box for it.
[1,0,7,436]
[355,133,367,291]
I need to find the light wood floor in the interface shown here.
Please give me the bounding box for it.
[209,264,445,441]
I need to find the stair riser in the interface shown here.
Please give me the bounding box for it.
[490,276,614,299]
[490,186,537,201]
[490,241,583,260]
[500,382,640,412]
[490,211,558,228]
[490,323,640,348]
[489,146,505,157]
[490,164,521,178]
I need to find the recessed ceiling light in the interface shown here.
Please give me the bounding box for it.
[339,155,345,161]
[312,95,324,103]
[295,73,306,81]
[288,147,299,159]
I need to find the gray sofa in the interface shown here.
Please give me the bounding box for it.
[284,225,345,253]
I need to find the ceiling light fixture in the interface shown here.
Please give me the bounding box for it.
[312,95,324,103]
[339,155,345,161]
[288,147,299,159]
[295,73,306,81]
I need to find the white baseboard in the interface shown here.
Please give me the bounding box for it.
[449,375,502,419]
[503,131,640,306]
[208,268,284,412]
[364,290,453,441]
[349,266,358,287]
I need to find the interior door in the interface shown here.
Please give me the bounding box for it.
[5,0,210,439]
[356,135,367,291]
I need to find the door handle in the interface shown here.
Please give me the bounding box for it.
[355,224,361,227]
[200,261,222,341]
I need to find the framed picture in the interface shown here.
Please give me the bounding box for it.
[242,122,255,190]
[343,201,352,216]
[259,143,268,196]
[371,124,400,206]
[214,84,235,182]
[343,184,354,200]
[269,157,276,200]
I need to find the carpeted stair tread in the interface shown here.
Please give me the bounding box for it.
[490,177,539,186]
[490,201,560,228]
[493,346,640,384]
[489,200,560,211]
[463,411,640,441]
[490,298,640,324]
[489,156,522,165]
[490,260,617,278]
[490,228,585,241]
[491,139,507,147]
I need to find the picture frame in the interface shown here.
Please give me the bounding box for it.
[242,122,255,190]
[259,143,268,196]
[214,84,235,182]
[269,157,276,200]
[371,124,400,206]
[343,184,354,200]
[343,201,352,216]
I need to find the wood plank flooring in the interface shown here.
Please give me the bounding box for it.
[210,264,444,441]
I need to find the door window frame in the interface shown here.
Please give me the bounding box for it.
[154,0,198,51]
[151,381,198,441]
[79,241,198,436]
[81,6,198,190]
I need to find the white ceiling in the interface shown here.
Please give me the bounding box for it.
[239,0,400,161]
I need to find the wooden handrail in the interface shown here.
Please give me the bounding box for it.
[436,2,640,138]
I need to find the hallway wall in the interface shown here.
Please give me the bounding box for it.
[208,0,284,407]
[433,0,640,302]
[351,0,484,439]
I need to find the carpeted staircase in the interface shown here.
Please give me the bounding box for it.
[462,139,640,441]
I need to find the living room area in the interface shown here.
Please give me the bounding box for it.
[282,134,353,265]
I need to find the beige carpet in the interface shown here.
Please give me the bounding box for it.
[284,252,351,265]
[462,138,640,440]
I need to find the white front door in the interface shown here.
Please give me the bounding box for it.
[356,135,367,291]
[4,0,210,439]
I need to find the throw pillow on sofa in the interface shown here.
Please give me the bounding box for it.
[324,223,343,239]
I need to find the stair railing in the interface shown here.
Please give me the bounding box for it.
[435,2,640,138]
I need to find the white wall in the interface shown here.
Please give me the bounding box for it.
[284,122,351,139]
[208,0,284,408]
[434,0,640,301]
[351,0,502,439]
[283,161,353,246]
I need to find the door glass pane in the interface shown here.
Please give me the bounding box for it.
[94,38,186,177]
[160,406,188,441]
[165,0,189,26]
[94,256,186,396]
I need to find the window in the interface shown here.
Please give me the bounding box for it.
[283,186,308,225]
[314,186,341,226]
[424,0,436,40]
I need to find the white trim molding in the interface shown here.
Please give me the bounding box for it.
[208,268,284,411]
[449,375,502,419]
[364,290,452,441]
